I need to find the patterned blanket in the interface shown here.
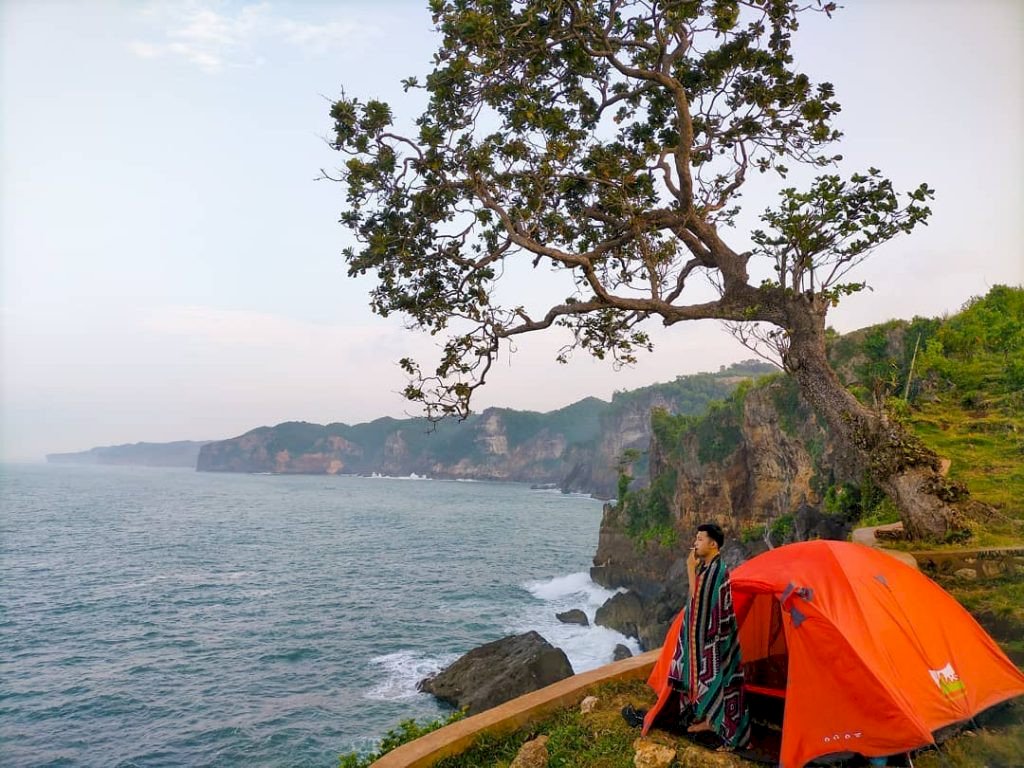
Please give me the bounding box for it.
[668,554,751,748]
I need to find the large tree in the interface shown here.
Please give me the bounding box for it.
[328,0,974,539]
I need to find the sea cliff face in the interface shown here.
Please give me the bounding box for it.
[590,377,858,595]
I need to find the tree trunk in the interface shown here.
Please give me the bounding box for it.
[780,300,969,541]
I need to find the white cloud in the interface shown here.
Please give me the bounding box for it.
[129,1,378,73]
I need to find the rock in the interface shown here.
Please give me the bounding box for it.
[981,560,1004,578]
[635,586,686,651]
[676,741,744,766]
[556,609,589,626]
[613,644,634,661]
[510,735,549,768]
[418,631,574,715]
[580,695,599,714]
[633,738,676,768]
[954,567,978,580]
[595,590,645,639]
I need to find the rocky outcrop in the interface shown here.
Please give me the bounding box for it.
[613,644,633,661]
[594,591,644,639]
[417,631,574,715]
[555,609,589,626]
[590,376,864,651]
[593,378,858,593]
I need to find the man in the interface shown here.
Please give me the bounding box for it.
[639,523,751,749]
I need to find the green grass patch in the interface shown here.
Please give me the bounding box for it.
[907,396,1024,547]
[938,576,1024,625]
[435,680,657,768]
[914,698,1024,768]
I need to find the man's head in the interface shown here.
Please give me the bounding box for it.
[694,523,724,561]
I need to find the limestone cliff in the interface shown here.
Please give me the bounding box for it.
[591,376,859,598]
[196,361,776,495]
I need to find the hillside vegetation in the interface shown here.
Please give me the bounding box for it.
[834,285,1024,542]
[619,286,1024,548]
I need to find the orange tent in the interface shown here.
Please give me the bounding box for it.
[643,540,1024,767]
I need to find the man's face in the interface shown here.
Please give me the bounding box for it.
[694,530,717,558]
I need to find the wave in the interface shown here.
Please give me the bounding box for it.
[514,572,640,674]
[366,472,432,481]
[523,571,622,607]
[364,650,459,702]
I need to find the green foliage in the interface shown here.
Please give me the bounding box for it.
[752,172,933,300]
[770,375,803,437]
[622,471,676,543]
[896,287,1024,535]
[740,523,765,544]
[857,497,901,528]
[610,360,772,419]
[769,514,794,542]
[616,448,642,505]
[825,477,889,526]
[648,381,750,467]
[329,0,930,420]
[916,285,1024,401]
[339,710,466,768]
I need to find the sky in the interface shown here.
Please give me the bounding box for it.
[2,0,1022,461]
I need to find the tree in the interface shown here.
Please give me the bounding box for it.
[327,0,972,540]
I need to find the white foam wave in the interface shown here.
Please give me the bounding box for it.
[523,571,622,608]
[365,473,432,481]
[364,650,458,702]
[515,572,640,674]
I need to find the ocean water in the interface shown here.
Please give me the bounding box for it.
[0,465,637,767]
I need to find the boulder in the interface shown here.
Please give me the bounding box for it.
[580,695,599,714]
[510,735,549,768]
[418,631,574,715]
[595,590,644,639]
[635,587,685,651]
[633,738,676,768]
[613,644,633,661]
[556,609,589,626]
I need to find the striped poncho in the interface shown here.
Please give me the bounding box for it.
[668,554,751,748]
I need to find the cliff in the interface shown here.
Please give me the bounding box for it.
[46,440,213,468]
[589,286,1024,649]
[591,376,860,597]
[196,361,776,496]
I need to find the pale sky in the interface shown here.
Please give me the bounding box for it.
[2,0,1022,461]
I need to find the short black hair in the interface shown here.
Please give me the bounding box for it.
[696,523,724,548]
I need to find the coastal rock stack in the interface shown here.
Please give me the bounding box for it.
[418,631,574,715]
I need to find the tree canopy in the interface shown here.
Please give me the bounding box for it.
[329,0,932,422]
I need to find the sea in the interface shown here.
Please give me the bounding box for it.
[0,464,637,767]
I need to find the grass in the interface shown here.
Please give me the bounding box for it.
[431,672,1024,768]
[879,392,1024,549]
[435,680,662,768]
[913,698,1024,768]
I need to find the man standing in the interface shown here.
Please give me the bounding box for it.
[641,523,750,750]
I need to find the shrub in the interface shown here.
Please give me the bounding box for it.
[339,711,466,768]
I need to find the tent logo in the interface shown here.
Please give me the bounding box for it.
[929,663,966,698]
